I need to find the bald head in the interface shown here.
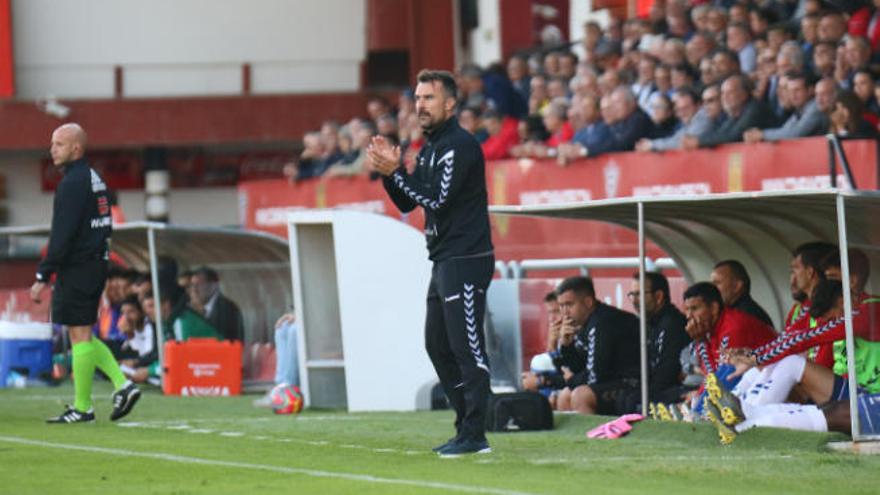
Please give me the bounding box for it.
[50,123,87,166]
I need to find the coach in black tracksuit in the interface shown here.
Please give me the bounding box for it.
[368,69,494,456]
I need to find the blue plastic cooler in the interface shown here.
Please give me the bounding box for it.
[0,321,53,387]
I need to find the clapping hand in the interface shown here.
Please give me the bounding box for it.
[366,135,402,176]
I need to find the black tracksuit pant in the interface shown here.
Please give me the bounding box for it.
[425,254,495,441]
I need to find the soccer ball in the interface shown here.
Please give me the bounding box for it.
[270,384,304,415]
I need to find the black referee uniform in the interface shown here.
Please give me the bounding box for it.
[37,157,112,326]
[382,117,494,446]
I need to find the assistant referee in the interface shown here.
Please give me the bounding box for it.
[367,70,495,457]
[31,123,141,423]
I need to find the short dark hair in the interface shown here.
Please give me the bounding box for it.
[417,69,458,100]
[193,266,220,283]
[633,271,670,303]
[120,295,142,313]
[820,248,871,284]
[683,282,723,308]
[543,291,558,303]
[142,289,171,304]
[714,259,752,293]
[793,241,837,273]
[556,276,596,298]
[809,278,843,318]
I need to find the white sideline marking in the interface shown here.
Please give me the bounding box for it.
[0,436,536,495]
[188,429,214,434]
[219,432,244,437]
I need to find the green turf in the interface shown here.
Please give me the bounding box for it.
[0,383,877,494]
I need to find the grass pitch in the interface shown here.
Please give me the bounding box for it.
[1,383,878,495]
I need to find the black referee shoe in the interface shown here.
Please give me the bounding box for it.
[46,405,95,424]
[432,435,459,453]
[110,382,141,421]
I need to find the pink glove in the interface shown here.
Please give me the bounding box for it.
[586,414,645,439]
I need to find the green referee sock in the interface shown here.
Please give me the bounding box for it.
[90,336,128,390]
[71,341,97,412]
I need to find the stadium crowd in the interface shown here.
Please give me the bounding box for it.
[284,0,880,181]
[520,240,880,443]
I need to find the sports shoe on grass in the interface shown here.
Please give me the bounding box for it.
[437,437,491,458]
[46,405,95,424]
[432,435,459,453]
[656,403,675,422]
[110,382,141,421]
[705,373,745,426]
[704,400,737,445]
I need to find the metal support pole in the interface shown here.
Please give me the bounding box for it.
[827,134,837,188]
[147,226,166,388]
[638,202,648,415]
[836,194,861,440]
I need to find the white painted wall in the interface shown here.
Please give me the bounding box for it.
[0,154,239,227]
[12,0,366,99]
[468,0,501,67]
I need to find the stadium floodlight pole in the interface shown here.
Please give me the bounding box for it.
[836,193,861,440]
[147,224,166,388]
[638,201,648,415]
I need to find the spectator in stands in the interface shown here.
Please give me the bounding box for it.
[632,54,658,113]
[743,72,828,142]
[366,96,391,122]
[727,22,757,74]
[682,282,776,377]
[852,69,880,124]
[563,94,610,158]
[712,49,742,84]
[840,37,873,89]
[547,76,569,101]
[480,109,519,161]
[661,38,687,67]
[818,10,847,45]
[768,42,807,121]
[558,52,578,81]
[646,93,678,139]
[628,272,691,407]
[710,259,774,328]
[117,295,158,385]
[597,68,623,97]
[814,76,840,115]
[552,276,640,416]
[699,56,717,88]
[636,86,713,151]
[319,120,343,166]
[812,41,837,79]
[686,32,717,68]
[189,267,244,342]
[291,131,328,180]
[542,98,573,147]
[528,74,550,115]
[683,74,772,148]
[376,113,399,144]
[670,63,696,92]
[654,64,673,98]
[691,4,711,33]
[752,47,778,103]
[325,118,378,177]
[706,7,728,40]
[849,0,880,54]
[766,24,793,54]
[830,90,878,137]
[507,54,531,104]
[458,107,488,143]
[801,14,820,60]
[458,64,487,111]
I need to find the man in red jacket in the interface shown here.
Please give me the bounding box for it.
[682,282,776,376]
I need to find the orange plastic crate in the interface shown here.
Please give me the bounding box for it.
[162,338,242,396]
